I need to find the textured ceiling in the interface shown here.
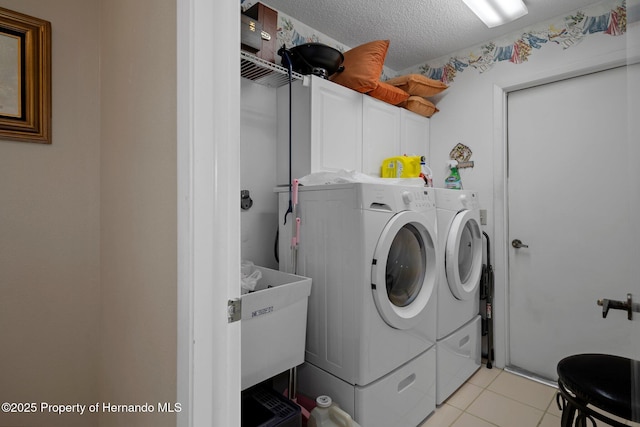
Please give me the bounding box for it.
[260,0,607,71]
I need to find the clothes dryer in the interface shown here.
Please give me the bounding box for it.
[278,182,438,427]
[433,188,483,405]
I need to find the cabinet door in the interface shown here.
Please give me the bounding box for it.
[362,96,401,176]
[310,77,363,174]
[400,108,430,160]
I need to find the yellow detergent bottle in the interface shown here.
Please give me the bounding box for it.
[381,155,424,178]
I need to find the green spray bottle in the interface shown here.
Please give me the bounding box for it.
[444,160,463,189]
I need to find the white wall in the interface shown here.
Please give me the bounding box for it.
[0,1,101,426]
[240,80,279,270]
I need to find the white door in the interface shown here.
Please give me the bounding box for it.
[506,64,640,381]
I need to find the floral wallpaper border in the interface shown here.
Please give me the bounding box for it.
[241,0,627,84]
[414,0,627,84]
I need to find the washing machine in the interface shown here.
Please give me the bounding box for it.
[277,182,438,427]
[433,188,483,405]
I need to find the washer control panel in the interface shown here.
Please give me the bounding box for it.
[402,189,435,210]
[362,184,436,212]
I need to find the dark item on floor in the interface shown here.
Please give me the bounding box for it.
[480,231,494,368]
[242,385,302,427]
[556,354,640,427]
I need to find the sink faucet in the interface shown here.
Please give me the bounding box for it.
[597,294,640,320]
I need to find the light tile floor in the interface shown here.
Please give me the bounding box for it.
[421,365,640,427]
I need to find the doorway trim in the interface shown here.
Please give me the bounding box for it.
[491,45,636,370]
[177,0,241,426]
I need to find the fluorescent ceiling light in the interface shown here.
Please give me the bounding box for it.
[462,0,528,28]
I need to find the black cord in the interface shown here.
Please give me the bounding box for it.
[274,48,294,266]
[282,48,293,226]
[274,227,279,264]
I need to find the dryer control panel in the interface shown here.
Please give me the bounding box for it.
[434,189,479,211]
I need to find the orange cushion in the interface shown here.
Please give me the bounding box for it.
[385,74,448,98]
[400,96,439,118]
[330,40,389,93]
[367,81,410,105]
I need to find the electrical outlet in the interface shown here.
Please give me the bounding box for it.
[479,209,487,225]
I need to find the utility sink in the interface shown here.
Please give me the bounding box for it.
[240,266,312,390]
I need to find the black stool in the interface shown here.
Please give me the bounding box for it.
[556,354,640,427]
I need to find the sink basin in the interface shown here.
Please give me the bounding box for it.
[241,266,312,390]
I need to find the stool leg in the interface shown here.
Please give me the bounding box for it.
[557,392,576,427]
[557,393,594,427]
[561,401,577,427]
[575,412,597,427]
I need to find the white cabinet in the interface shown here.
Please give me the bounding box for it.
[362,96,401,176]
[277,75,362,185]
[277,75,430,184]
[400,108,430,159]
[362,96,431,177]
[310,78,363,177]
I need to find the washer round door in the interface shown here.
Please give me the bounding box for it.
[445,209,482,300]
[371,210,437,330]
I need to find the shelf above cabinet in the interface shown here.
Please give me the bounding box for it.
[240,51,304,88]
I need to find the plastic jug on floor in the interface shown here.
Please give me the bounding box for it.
[308,396,361,427]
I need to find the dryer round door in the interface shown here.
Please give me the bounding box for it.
[445,210,482,300]
[371,210,437,330]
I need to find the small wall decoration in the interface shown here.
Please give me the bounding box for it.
[0,7,51,144]
[450,143,475,168]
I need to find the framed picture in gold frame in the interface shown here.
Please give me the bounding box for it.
[0,7,51,144]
